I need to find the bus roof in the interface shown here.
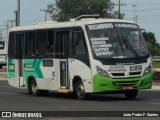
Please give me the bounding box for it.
[9,18,135,32]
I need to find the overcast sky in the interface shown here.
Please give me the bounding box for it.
[0,0,160,42]
[0,0,52,40]
[112,0,160,43]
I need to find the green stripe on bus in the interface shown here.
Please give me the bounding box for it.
[8,59,15,78]
[35,59,43,78]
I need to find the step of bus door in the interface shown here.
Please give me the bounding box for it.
[57,89,70,93]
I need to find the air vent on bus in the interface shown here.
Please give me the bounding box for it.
[111,73,125,76]
[33,21,57,25]
[129,72,141,76]
[70,14,100,21]
[112,80,139,87]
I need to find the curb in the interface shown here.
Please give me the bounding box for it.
[0,78,7,81]
[151,86,160,90]
[0,72,7,74]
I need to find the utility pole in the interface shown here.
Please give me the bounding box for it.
[132,4,138,23]
[0,29,2,41]
[10,20,15,27]
[118,0,121,19]
[3,20,10,39]
[114,0,126,19]
[6,20,10,38]
[17,0,20,26]
[40,9,49,21]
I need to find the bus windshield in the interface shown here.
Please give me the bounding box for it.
[0,41,5,50]
[86,22,148,59]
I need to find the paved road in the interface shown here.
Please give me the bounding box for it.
[0,80,160,113]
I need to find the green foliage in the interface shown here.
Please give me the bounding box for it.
[144,32,160,56]
[47,0,124,21]
[152,61,160,68]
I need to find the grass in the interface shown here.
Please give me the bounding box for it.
[152,61,160,68]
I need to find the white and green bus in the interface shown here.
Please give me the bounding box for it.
[7,15,152,100]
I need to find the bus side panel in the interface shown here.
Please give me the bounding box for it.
[8,59,16,87]
[37,58,57,90]
[23,59,39,88]
[24,58,57,90]
[68,59,92,93]
[8,59,15,78]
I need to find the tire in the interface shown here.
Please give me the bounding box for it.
[75,80,89,100]
[29,80,49,96]
[124,90,138,99]
[30,80,40,96]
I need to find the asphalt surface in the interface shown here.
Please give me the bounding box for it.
[0,80,159,111]
[0,79,160,120]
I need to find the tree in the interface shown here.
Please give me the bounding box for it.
[144,32,160,56]
[47,0,124,21]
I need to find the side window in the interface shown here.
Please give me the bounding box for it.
[0,41,5,49]
[56,31,69,58]
[72,32,88,56]
[47,30,54,56]
[36,30,48,57]
[36,30,54,57]
[15,33,24,59]
[25,31,35,58]
[8,32,15,58]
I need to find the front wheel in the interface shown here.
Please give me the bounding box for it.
[75,80,89,100]
[124,90,138,99]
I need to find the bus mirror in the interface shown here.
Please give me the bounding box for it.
[142,32,147,40]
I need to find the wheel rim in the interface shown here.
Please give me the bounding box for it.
[77,84,85,98]
[32,82,38,94]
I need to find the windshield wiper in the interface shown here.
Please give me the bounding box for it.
[109,29,126,59]
[120,32,140,58]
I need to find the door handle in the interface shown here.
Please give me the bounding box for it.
[69,59,75,63]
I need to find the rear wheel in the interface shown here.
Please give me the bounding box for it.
[75,80,89,100]
[124,90,138,99]
[30,80,39,96]
[29,79,48,96]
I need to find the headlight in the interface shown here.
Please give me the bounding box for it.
[96,66,109,77]
[143,65,151,75]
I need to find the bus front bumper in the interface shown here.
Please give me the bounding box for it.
[93,72,153,93]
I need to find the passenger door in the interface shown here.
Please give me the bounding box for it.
[56,31,70,91]
[15,33,25,87]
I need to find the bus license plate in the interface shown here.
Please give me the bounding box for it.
[123,86,133,90]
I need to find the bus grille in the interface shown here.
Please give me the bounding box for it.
[129,72,141,76]
[111,73,125,76]
[113,80,139,87]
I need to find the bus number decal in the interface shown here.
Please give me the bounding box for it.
[129,65,142,72]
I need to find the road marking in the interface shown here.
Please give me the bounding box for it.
[0,86,13,89]
[0,92,27,96]
[0,91,20,95]
[0,78,7,81]
[119,101,160,105]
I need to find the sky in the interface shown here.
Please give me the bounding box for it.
[0,0,160,42]
[0,0,52,40]
[112,0,160,43]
